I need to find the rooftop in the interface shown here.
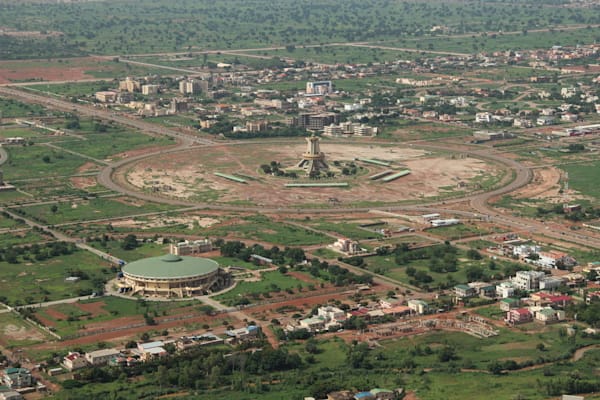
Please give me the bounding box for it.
[122,254,219,279]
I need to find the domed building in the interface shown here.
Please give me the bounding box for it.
[120,254,231,298]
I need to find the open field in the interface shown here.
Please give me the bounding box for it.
[214,270,321,306]
[0,250,111,305]
[33,296,202,338]
[0,312,50,348]
[15,196,178,225]
[0,57,164,83]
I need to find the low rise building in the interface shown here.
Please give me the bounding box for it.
[407,299,428,315]
[63,352,88,371]
[505,308,533,325]
[169,239,212,256]
[2,368,33,389]
[85,348,120,366]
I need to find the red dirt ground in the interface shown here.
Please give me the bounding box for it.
[286,271,320,284]
[74,301,108,317]
[44,308,67,321]
[0,65,88,84]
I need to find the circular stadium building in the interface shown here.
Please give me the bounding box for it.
[120,254,232,298]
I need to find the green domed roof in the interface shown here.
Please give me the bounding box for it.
[122,255,219,279]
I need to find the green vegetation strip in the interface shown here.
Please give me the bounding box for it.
[284,183,349,187]
[358,158,391,167]
[381,170,411,182]
[214,172,246,183]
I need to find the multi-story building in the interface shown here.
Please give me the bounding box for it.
[169,239,212,256]
[170,98,189,113]
[246,120,269,132]
[2,368,33,389]
[179,79,209,95]
[141,84,159,95]
[119,77,141,93]
[306,81,333,95]
[512,270,546,291]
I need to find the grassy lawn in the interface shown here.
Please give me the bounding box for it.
[562,161,600,203]
[214,271,315,305]
[207,215,330,246]
[3,144,88,180]
[426,223,495,240]
[0,230,50,247]
[56,128,174,160]
[0,250,112,305]
[306,220,383,240]
[364,247,514,288]
[0,97,47,118]
[34,296,201,337]
[16,197,177,225]
[87,241,168,263]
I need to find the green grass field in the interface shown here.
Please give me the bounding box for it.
[16,197,177,225]
[214,270,316,305]
[562,161,600,203]
[34,296,201,337]
[3,144,88,180]
[0,250,112,305]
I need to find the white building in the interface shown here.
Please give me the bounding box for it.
[169,239,212,256]
[430,219,460,227]
[496,282,516,298]
[407,299,428,315]
[512,270,546,291]
[141,84,159,95]
[85,349,120,366]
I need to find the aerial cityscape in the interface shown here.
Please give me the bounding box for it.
[0,0,600,399]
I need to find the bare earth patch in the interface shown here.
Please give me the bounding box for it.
[123,142,500,206]
[2,323,45,342]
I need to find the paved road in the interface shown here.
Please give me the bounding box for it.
[0,86,212,145]
[2,83,600,250]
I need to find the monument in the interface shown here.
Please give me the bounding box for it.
[297,135,328,175]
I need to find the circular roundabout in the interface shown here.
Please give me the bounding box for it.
[108,138,509,209]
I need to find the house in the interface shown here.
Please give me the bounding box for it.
[407,299,428,315]
[0,391,23,400]
[94,91,117,103]
[63,352,88,371]
[505,308,533,325]
[2,368,33,389]
[225,325,260,341]
[539,276,564,290]
[512,270,546,291]
[530,292,573,308]
[496,282,516,298]
[354,392,375,400]
[369,388,395,400]
[535,251,577,269]
[537,116,556,126]
[317,306,346,324]
[534,307,565,324]
[469,282,496,298]
[454,284,476,299]
[137,341,168,361]
[85,348,120,366]
[379,298,403,309]
[327,391,355,400]
[500,298,521,311]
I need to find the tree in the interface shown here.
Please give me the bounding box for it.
[50,204,58,214]
[121,234,139,250]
